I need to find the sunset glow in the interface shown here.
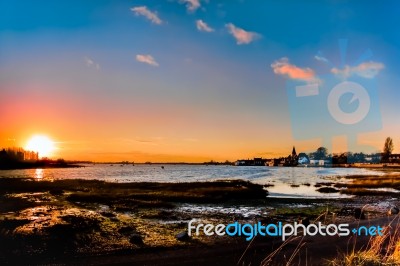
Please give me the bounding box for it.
[25,135,55,158]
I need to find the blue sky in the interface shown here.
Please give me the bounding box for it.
[1,0,399,161]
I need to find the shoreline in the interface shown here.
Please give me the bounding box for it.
[2,162,400,169]
[0,163,84,170]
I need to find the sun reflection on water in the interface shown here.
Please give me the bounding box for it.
[35,169,43,179]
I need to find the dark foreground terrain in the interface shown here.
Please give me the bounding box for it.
[1,176,400,265]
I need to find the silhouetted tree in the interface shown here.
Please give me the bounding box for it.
[312,147,328,160]
[382,137,394,162]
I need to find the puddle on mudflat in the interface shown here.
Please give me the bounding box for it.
[175,204,270,218]
[365,188,400,193]
[13,206,95,234]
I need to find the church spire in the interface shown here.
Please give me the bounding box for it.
[292,146,297,156]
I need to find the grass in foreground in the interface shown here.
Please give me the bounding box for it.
[329,217,400,266]
[336,175,400,190]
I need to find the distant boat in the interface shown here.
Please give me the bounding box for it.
[161,166,164,169]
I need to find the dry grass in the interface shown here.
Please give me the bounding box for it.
[333,174,400,196]
[329,217,400,266]
[258,208,333,265]
[336,175,400,190]
[258,207,400,266]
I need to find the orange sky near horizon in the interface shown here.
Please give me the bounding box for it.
[1,82,399,162]
[0,132,397,163]
[1,79,399,162]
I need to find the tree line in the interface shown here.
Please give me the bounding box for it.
[306,137,397,164]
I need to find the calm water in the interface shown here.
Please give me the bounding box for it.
[0,164,384,198]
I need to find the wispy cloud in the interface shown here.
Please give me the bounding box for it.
[135,139,158,146]
[271,57,316,82]
[314,55,329,63]
[225,23,260,45]
[196,19,214,32]
[136,54,159,67]
[130,6,162,25]
[331,61,384,79]
[84,56,100,70]
[179,0,201,12]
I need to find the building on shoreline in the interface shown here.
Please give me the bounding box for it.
[234,147,400,167]
[267,146,299,167]
[387,154,400,163]
[235,147,299,167]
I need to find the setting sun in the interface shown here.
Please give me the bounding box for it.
[25,135,55,158]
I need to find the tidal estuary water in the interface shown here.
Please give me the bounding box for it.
[0,164,385,198]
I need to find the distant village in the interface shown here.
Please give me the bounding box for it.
[235,146,400,167]
[1,137,400,168]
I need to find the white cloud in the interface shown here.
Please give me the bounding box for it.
[225,23,260,45]
[331,61,384,79]
[179,0,201,12]
[314,55,329,63]
[196,19,214,32]
[84,56,100,70]
[271,57,317,82]
[136,54,159,67]
[130,6,162,25]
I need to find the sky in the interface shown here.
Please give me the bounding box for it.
[1,0,400,162]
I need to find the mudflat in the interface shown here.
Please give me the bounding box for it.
[1,175,399,265]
